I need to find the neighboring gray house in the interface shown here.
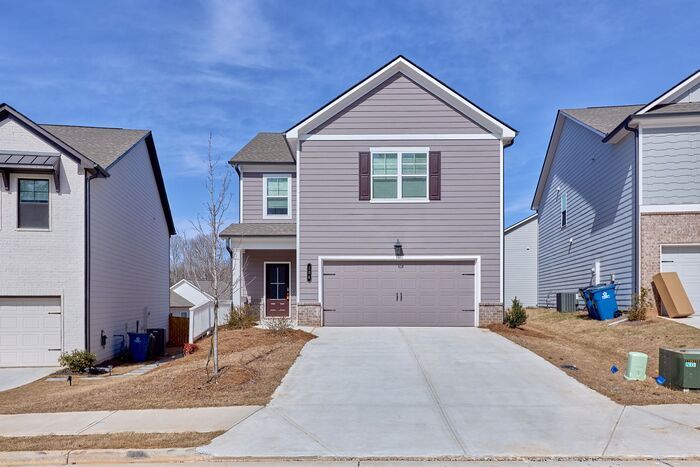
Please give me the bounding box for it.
[0,104,175,366]
[533,70,700,310]
[222,56,517,327]
[504,214,538,308]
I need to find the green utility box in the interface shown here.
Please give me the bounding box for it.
[624,352,648,381]
[659,348,700,390]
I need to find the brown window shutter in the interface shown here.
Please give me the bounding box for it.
[359,151,371,200]
[429,151,441,200]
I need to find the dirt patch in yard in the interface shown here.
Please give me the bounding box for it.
[0,431,223,451]
[490,308,700,405]
[0,327,314,414]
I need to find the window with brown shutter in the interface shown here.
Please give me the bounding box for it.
[429,151,441,200]
[358,151,370,200]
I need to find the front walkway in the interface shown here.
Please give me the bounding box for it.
[200,327,700,459]
[0,406,260,436]
[663,314,700,330]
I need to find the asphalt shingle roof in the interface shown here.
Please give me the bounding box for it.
[647,101,700,114]
[230,132,294,164]
[221,223,296,237]
[40,124,149,169]
[560,105,644,135]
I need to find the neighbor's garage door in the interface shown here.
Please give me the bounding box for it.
[661,245,700,312]
[323,261,475,326]
[0,297,61,367]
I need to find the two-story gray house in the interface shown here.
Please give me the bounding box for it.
[221,56,517,327]
[533,70,700,310]
[0,104,175,366]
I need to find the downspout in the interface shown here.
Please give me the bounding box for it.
[624,119,640,299]
[84,169,101,352]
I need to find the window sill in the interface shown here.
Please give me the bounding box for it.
[369,199,430,204]
[262,215,292,220]
[16,227,51,232]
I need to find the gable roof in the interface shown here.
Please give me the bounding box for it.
[532,68,700,211]
[230,132,294,165]
[560,105,644,135]
[40,124,149,169]
[504,213,537,235]
[285,55,517,144]
[170,289,194,308]
[0,104,175,235]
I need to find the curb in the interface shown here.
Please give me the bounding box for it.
[0,447,205,465]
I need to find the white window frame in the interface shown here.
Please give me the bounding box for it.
[369,147,430,203]
[560,191,567,228]
[262,173,292,219]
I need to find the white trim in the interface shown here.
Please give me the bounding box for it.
[170,278,216,302]
[370,148,429,202]
[634,115,700,129]
[237,163,296,174]
[317,255,482,327]
[499,140,504,305]
[262,173,292,220]
[636,127,642,294]
[637,70,700,115]
[239,172,244,223]
[295,141,301,315]
[263,261,292,318]
[641,204,700,213]
[300,133,497,141]
[231,247,242,307]
[285,56,516,141]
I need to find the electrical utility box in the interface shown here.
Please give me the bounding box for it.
[659,348,700,390]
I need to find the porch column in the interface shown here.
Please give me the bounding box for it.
[232,248,243,307]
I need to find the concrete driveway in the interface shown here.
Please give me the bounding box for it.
[201,327,700,458]
[0,367,57,392]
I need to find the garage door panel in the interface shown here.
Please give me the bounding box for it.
[0,297,61,367]
[661,245,700,312]
[324,261,476,327]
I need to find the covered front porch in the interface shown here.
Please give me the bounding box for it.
[223,223,297,322]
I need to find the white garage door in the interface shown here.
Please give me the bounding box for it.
[0,297,61,367]
[661,245,700,312]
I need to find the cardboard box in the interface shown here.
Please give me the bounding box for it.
[652,272,695,318]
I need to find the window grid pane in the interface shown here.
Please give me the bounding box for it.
[373,177,398,199]
[402,177,427,198]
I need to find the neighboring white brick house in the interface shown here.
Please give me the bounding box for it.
[0,104,175,366]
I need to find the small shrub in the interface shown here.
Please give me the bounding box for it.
[505,297,527,329]
[227,303,259,329]
[183,343,198,355]
[58,349,97,373]
[628,287,651,321]
[265,317,293,334]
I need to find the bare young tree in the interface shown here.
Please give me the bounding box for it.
[191,132,231,378]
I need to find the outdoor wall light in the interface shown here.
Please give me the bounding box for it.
[394,239,404,257]
[307,263,312,282]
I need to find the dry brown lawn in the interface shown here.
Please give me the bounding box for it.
[0,431,223,451]
[0,327,315,414]
[490,308,700,405]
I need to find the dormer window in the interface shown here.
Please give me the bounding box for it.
[263,174,291,219]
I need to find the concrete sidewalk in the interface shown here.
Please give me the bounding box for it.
[0,406,260,436]
[0,367,58,392]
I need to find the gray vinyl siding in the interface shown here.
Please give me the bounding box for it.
[504,218,538,308]
[641,126,700,205]
[240,249,296,309]
[309,73,489,135]
[674,82,700,103]
[298,138,501,304]
[537,117,636,308]
[241,172,296,223]
[89,139,170,363]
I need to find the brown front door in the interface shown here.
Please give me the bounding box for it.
[265,263,290,317]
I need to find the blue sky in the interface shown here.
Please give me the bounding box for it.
[2,0,699,233]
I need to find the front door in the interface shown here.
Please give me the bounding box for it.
[265,263,290,317]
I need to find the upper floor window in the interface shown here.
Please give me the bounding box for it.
[18,178,49,229]
[263,174,291,219]
[560,191,567,228]
[371,149,428,201]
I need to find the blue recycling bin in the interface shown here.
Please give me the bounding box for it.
[128,332,150,362]
[581,284,619,320]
